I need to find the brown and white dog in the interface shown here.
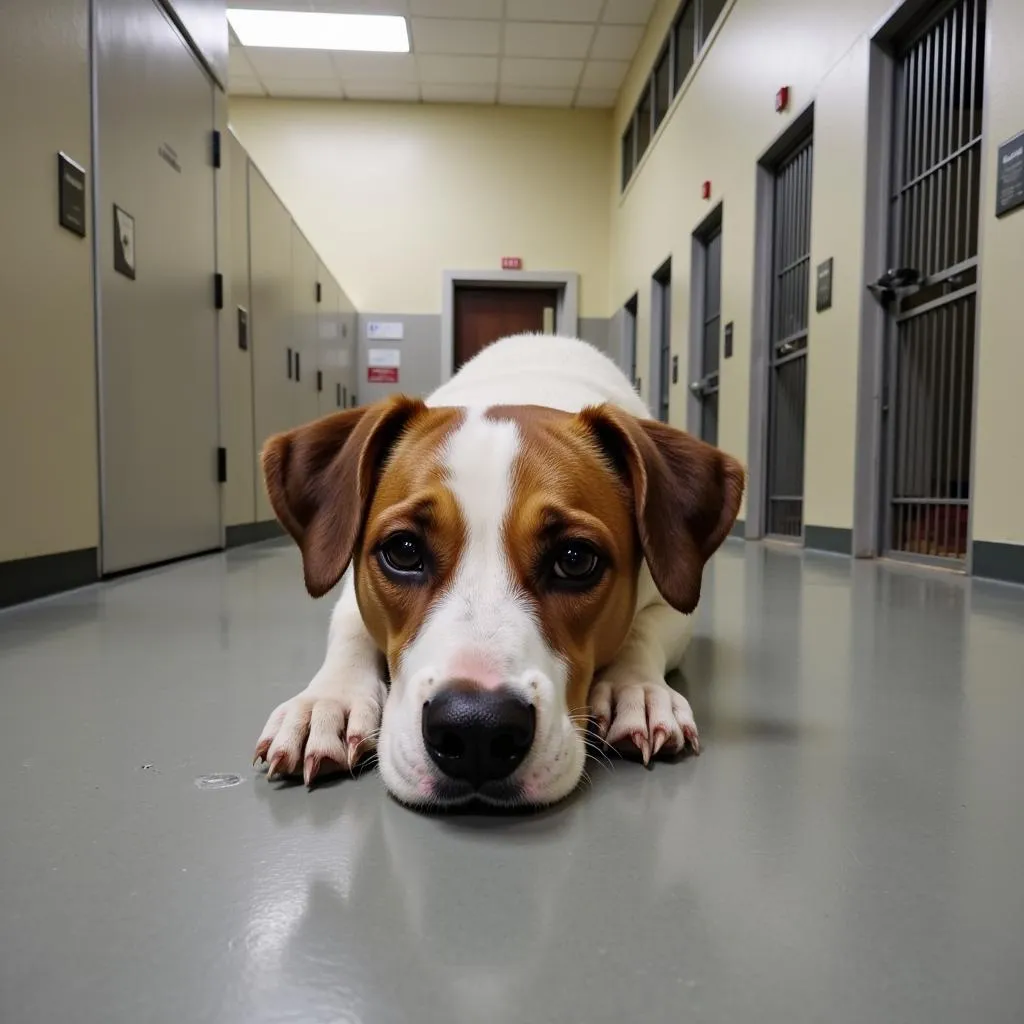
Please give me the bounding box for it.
[254,334,744,809]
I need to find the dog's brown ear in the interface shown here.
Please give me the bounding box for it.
[579,405,745,614]
[261,396,426,598]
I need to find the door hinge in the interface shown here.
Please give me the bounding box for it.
[211,130,222,169]
[317,370,323,392]
[316,282,322,303]
[217,447,227,483]
[214,273,224,310]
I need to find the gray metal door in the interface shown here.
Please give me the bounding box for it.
[690,227,722,446]
[623,293,638,388]
[95,0,220,573]
[765,137,813,539]
[876,0,984,565]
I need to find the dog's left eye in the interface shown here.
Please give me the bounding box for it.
[551,541,602,586]
[378,533,426,578]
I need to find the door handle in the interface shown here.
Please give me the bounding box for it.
[295,351,301,382]
[287,347,293,380]
[689,380,705,398]
[868,266,923,306]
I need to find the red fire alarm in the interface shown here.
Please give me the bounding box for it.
[501,256,523,270]
[775,86,790,112]
[701,180,712,200]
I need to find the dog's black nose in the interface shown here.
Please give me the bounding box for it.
[422,689,536,787]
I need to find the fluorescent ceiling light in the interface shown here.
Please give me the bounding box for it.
[227,9,409,52]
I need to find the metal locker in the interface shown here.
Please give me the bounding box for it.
[316,267,342,419]
[689,218,722,447]
[765,136,813,539]
[339,287,359,408]
[875,0,985,564]
[94,0,221,573]
[290,224,320,428]
[248,164,294,523]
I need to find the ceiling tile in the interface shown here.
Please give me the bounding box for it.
[411,18,501,55]
[417,54,498,83]
[311,0,409,12]
[590,24,644,60]
[409,0,502,17]
[229,79,267,97]
[343,80,421,100]
[575,87,618,107]
[230,0,312,10]
[334,52,417,81]
[246,48,337,81]
[500,57,583,88]
[503,22,593,59]
[601,0,656,24]
[580,59,628,89]
[499,85,574,106]
[266,78,344,98]
[421,82,497,103]
[504,0,602,21]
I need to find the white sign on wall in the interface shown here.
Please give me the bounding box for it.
[366,320,404,340]
[368,348,401,368]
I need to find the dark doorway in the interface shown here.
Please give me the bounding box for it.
[453,286,558,370]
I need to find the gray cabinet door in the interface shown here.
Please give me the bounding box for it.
[248,166,294,523]
[316,268,343,419]
[95,0,220,573]
[291,225,321,428]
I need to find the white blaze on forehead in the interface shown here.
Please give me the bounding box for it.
[396,408,566,691]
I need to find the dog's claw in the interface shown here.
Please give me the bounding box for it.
[651,727,667,759]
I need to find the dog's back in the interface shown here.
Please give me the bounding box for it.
[427,333,651,420]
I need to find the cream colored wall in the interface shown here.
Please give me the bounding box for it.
[971,0,1024,546]
[0,0,99,561]
[614,0,1024,547]
[610,0,894,531]
[227,100,612,318]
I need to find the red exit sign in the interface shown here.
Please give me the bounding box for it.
[501,256,523,270]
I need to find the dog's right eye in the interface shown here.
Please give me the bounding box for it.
[378,533,426,579]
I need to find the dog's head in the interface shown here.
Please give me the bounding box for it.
[262,398,743,809]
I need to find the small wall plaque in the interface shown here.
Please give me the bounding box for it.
[996,130,1024,218]
[816,257,834,312]
[58,153,87,237]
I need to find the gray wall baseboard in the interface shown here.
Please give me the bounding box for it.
[226,520,285,548]
[804,525,853,555]
[972,541,1024,586]
[0,548,99,609]
[730,518,746,539]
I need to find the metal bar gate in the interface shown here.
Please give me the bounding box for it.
[766,137,813,539]
[881,0,985,564]
[690,228,722,446]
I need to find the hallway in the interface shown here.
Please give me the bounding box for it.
[1,539,1022,1023]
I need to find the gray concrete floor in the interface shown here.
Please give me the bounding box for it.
[2,539,1024,1023]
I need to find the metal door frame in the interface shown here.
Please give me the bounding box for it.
[746,104,815,541]
[853,0,990,568]
[650,257,673,422]
[687,203,723,439]
[621,292,639,387]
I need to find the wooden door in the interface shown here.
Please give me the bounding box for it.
[453,287,557,369]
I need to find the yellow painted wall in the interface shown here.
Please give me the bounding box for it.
[610,0,1024,547]
[609,0,893,531]
[228,99,613,318]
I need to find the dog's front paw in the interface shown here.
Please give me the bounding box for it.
[589,679,699,765]
[253,683,385,787]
